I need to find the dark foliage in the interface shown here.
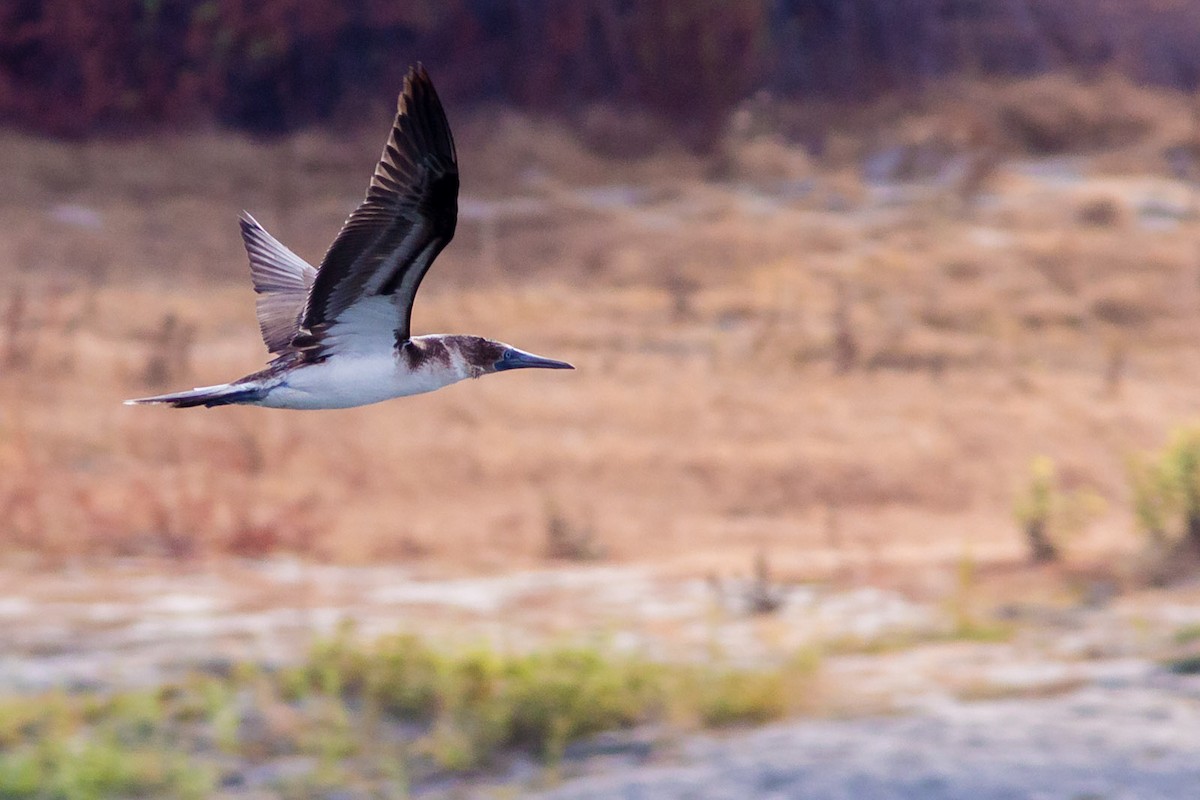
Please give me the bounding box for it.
[2,0,1199,141]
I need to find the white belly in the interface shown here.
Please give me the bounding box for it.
[257,354,462,410]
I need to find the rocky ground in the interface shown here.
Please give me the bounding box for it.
[524,675,1200,800]
[3,559,1200,798]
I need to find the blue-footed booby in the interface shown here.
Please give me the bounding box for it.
[127,64,572,410]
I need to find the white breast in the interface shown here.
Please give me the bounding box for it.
[258,352,464,410]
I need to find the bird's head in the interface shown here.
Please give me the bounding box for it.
[454,336,574,378]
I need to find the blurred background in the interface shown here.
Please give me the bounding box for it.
[3,1,1200,797]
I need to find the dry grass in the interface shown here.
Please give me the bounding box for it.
[3,76,1200,577]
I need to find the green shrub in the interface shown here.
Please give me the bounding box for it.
[296,632,805,770]
[0,632,817,787]
[1013,456,1104,562]
[1130,426,1200,550]
[0,737,211,800]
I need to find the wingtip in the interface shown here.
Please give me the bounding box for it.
[239,210,262,234]
[399,63,432,116]
[404,63,433,95]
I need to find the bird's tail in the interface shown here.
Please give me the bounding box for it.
[124,382,267,409]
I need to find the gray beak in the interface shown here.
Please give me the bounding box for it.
[494,347,575,372]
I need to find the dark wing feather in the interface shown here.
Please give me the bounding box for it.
[299,64,458,346]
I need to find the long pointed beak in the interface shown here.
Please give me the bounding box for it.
[494,347,575,372]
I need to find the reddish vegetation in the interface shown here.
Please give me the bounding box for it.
[3,1,1200,140]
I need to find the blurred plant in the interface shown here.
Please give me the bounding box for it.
[946,150,1000,213]
[1129,426,1200,553]
[0,630,817,791]
[543,502,604,561]
[745,549,786,615]
[291,627,805,770]
[830,277,858,374]
[1102,336,1128,398]
[0,689,212,799]
[1130,456,1175,547]
[1012,456,1105,563]
[2,288,31,370]
[663,268,700,321]
[141,313,195,389]
[1077,195,1123,227]
[947,551,1010,641]
[1014,456,1058,561]
[0,412,71,558]
[706,549,787,617]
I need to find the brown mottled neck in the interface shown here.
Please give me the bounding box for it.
[397,334,505,375]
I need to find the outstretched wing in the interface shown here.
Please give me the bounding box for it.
[297,64,458,354]
[239,211,318,354]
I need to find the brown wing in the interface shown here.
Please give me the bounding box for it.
[298,64,458,348]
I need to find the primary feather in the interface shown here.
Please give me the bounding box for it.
[299,64,459,353]
[239,212,317,354]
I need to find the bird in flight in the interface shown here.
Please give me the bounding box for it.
[127,64,572,410]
